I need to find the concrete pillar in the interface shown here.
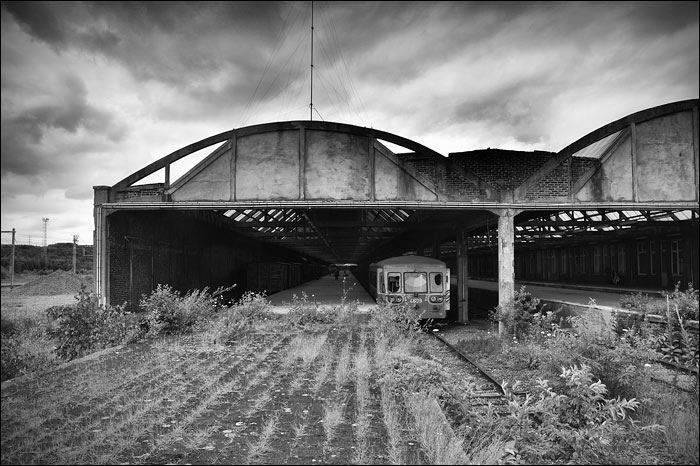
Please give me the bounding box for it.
[457,228,469,323]
[432,237,441,259]
[497,209,516,335]
[93,186,111,306]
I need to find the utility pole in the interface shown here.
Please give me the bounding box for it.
[1,228,16,288]
[73,235,79,273]
[42,218,49,270]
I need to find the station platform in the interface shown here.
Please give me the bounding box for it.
[265,273,664,320]
[266,272,376,313]
[464,278,660,309]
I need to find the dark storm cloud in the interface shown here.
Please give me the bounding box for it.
[1,72,126,177]
[3,1,289,91]
[625,1,699,36]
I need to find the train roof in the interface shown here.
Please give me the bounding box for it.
[372,255,446,267]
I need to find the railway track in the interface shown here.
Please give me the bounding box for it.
[419,324,530,416]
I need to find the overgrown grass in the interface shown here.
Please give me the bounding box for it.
[460,285,700,464]
[3,282,697,465]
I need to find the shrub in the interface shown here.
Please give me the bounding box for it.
[490,286,545,339]
[1,325,58,382]
[47,284,141,360]
[370,301,427,343]
[663,282,699,322]
[284,291,341,328]
[619,291,665,316]
[502,364,658,464]
[139,284,220,337]
[208,291,275,343]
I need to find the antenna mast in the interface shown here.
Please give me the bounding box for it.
[310,0,314,121]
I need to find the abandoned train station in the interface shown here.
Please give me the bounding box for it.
[93,99,700,321]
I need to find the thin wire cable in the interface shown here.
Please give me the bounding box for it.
[238,3,300,127]
[319,3,371,127]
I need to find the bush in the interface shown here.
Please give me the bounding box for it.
[663,282,699,322]
[370,301,426,342]
[490,286,549,339]
[47,284,141,360]
[139,284,220,337]
[1,325,58,382]
[502,364,658,464]
[207,291,275,343]
[619,291,666,316]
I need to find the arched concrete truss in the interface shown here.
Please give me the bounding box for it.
[94,100,699,310]
[102,100,699,210]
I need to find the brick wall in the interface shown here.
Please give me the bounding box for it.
[526,158,570,200]
[107,210,306,309]
[114,183,166,202]
[450,149,555,191]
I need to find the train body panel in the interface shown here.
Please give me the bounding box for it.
[369,255,450,320]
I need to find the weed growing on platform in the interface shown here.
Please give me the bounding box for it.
[205,290,277,344]
[499,364,658,464]
[472,287,699,464]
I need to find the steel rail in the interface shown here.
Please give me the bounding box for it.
[423,326,513,397]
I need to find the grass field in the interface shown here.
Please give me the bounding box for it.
[1,280,697,464]
[1,312,495,465]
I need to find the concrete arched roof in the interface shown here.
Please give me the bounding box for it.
[113,120,445,190]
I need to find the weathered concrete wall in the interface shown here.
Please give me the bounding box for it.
[636,111,696,202]
[237,131,300,200]
[576,111,697,203]
[305,130,370,199]
[173,150,232,201]
[576,136,633,201]
[168,127,445,203]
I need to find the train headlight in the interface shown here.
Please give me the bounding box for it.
[429,296,444,303]
[388,296,403,304]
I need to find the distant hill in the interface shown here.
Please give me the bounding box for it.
[1,243,93,275]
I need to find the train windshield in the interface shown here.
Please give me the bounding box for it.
[404,272,427,293]
[387,273,401,293]
[429,272,443,292]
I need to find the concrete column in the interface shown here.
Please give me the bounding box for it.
[432,237,441,259]
[498,209,516,335]
[457,228,468,323]
[93,186,111,306]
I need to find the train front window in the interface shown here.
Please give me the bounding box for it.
[387,273,401,293]
[404,272,427,293]
[429,272,443,292]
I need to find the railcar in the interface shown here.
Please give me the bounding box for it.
[369,255,450,320]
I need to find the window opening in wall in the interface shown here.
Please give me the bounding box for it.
[617,244,626,274]
[560,249,567,275]
[671,240,683,276]
[593,246,601,275]
[575,248,586,275]
[637,242,649,275]
[650,241,657,276]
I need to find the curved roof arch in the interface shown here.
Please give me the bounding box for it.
[113,120,446,190]
[557,99,698,158]
[99,99,699,210]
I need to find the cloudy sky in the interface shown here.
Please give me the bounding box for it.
[1,1,698,246]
